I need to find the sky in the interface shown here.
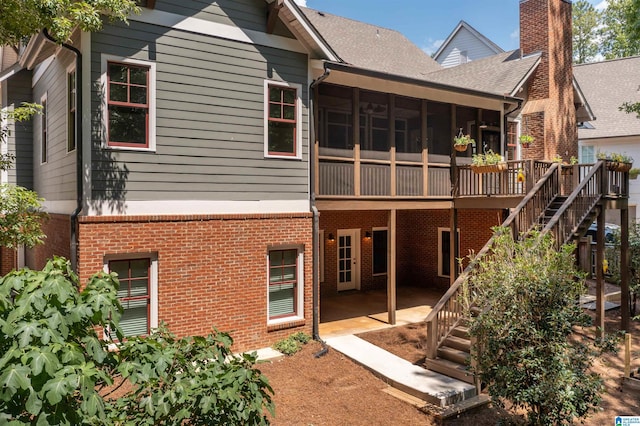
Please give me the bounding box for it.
[294,0,607,55]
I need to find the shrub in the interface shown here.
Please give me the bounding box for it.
[462,228,611,425]
[273,332,311,356]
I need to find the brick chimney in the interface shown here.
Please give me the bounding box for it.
[519,0,577,161]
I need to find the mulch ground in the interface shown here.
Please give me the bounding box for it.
[261,293,640,425]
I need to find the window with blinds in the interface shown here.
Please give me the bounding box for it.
[268,249,298,319]
[109,258,151,337]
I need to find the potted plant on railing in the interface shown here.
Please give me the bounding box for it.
[629,168,640,180]
[598,151,633,172]
[519,134,534,148]
[471,150,506,174]
[453,129,475,152]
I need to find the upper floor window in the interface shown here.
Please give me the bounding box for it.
[580,145,595,164]
[40,94,47,164]
[101,55,156,151]
[264,81,302,159]
[67,69,76,152]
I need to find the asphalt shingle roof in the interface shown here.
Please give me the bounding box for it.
[300,7,442,79]
[425,50,541,96]
[574,56,640,139]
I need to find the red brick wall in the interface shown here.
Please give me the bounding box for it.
[319,210,389,296]
[319,209,502,294]
[520,0,577,160]
[26,214,71,270]
[397,210,502,291]
[77,213,313,352]
[1,247,17,275]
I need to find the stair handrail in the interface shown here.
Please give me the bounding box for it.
[543,160,605,246]
[425,163,561,359]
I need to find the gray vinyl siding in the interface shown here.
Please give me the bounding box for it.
[31,50,77,203]
[6,70,33,189]
[153,0,294,37]
[91,19,309,202]
[438,28,500,68]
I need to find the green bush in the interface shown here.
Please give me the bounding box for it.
[273,332,311,356]
[0,257,274,425]
[462,228,611,425]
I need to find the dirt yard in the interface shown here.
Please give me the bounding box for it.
[260,306,640,425]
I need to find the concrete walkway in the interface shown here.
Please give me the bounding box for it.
[325,334,476,407]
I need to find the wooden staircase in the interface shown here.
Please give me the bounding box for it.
[425,159,628,385]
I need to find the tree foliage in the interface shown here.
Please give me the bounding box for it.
[0,258,274,425]
[462,228,609,425]
[0,0,140,45]
[0,104,47,249]
[599,0,640,59]
[573,0,601,64]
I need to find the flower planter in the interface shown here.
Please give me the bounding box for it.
[471,163,507,174]
[520,142,531,149]
[608,162,632,172]
[454,144,468,152]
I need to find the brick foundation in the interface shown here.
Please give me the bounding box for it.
[0,247,17,275]
[26,214,71,270]
[77,213,313,352]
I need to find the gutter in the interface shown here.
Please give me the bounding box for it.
[309,65,331,357]
[324,62,523,105]
[42,30,82,272]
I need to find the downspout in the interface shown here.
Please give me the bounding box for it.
[43,30,82,272]
[309,65,330,356]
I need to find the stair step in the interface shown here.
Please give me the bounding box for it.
[443,335,471,352]
[424,357,475,384]
[451,325,469,338]
[437,345,470,365]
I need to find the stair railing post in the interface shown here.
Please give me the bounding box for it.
[426,319,438,359]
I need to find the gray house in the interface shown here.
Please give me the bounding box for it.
[0,0,622,357]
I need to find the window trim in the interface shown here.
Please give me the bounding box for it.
[266,248,304,325]
[103,253,158,336]
[438,227,460,278]
[263,80,302,160]
[67,65,77,153]
[372,227,388,276]
[101,55,156,152]
[40,93,47,164]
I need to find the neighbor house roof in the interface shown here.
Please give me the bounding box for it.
[425,50,542,97]
[574,56,640,140]
[433,20,504,63]
[300,7,442,79]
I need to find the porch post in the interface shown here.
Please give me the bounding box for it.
[450,208,459,284]
[387,209,397,325]
[422,100,429,197]
[389,94,396,197]
[353,88,361,196]
[595,207,605,338]
[621,206,630,331]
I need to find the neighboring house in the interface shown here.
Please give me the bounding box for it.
[574,56,640,221]
[433,13,594,163]
[433,20,504,68]
[0,0,595,352]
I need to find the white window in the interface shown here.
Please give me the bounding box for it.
[67,66,76,153]
[101,55,156,151]
[267,248,304,324]
[264,80,302,159]
[580,144,595,164]
[40,93,47,164]
[438,227,460,278]
[104,253,158,337]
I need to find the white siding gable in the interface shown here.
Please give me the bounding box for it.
[437,27,502,68]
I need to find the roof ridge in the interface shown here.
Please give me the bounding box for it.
[299,6,407,38]
[574,55,640,67]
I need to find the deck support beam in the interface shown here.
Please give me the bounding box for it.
[595,207,605,338]
[621,206,630,331]
[387,209,397,325]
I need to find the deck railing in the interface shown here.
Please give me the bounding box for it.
[425,163,561,359]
